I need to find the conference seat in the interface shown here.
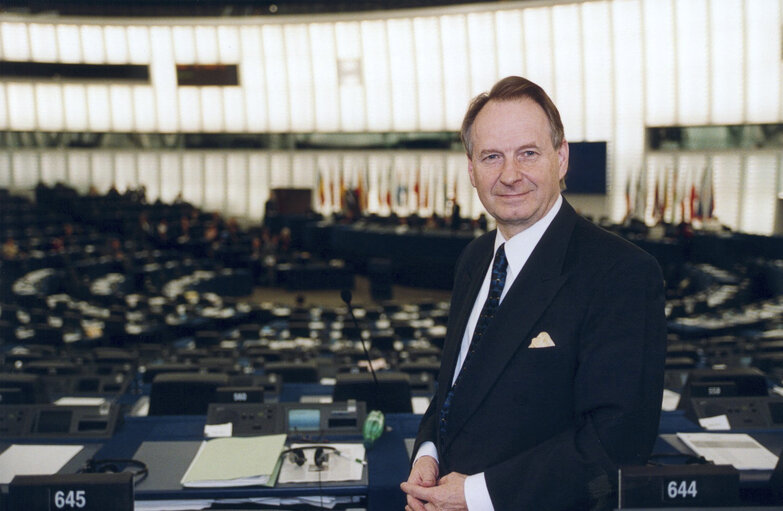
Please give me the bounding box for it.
[148,372,229,415]
[264,360,320,383]
[332,371,412,414]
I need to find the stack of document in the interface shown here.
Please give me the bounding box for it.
[676,432,779,470]
[277,443,365,484]
[180,434,286,488]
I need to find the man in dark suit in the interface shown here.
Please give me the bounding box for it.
[401,76,666,510]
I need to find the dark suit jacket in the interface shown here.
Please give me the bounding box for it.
[413,198,667,510]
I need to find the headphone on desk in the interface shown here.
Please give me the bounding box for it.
[280,446,339,469]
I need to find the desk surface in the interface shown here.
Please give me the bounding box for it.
[1,406,782,510]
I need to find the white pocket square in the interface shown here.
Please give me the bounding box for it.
[528,331,556,348]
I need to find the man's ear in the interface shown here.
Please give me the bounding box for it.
[467,153,477,188]
[557,140,569,181]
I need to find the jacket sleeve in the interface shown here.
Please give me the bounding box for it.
[484,252,667,510]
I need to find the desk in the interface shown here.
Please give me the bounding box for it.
[1,413,410,510]
[2,402,782,510]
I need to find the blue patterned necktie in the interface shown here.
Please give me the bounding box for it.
[439,243,508,444]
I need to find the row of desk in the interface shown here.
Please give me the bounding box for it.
[2,380,783,510]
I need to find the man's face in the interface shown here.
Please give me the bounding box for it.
[467,98,568,239]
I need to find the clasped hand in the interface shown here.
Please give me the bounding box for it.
[400,456,468,511]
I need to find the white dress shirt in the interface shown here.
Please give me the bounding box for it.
[415,195,563,510]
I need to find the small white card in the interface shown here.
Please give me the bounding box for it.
[204,422,232,438]
[698,415,731,430]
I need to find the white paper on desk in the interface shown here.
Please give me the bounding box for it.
[676,432,780,470]
[203,422,232,438]
[698,414,731,430]
[661,389,680,411]
[412,396,431,415]
[134,500,213,510]
[278,443,365,484]
[54,397,106,406]
[245,496,357,509]
[0,444,84,484]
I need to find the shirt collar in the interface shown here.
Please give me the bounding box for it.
[494,194,563,278]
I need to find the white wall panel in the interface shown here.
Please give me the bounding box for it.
[335,21,365,131]
[311,23,341,132]
[740,154,777,234]
[200,87,224,132]
[745,0,780,122]
[709,0,744,123]
[114,152,138,191]
[1,23,30,60]
[127,26,150,64]
[225,153,249,218]
[711,153,742,229]
[0,154,10,189]
[29,24,57,61]
[40,151,67,185]
[181,152,205,205]
[495,10,524,79]
[137,153,162,201]
[172,26,196,64]
[110,85,134,131]
[262,25,290,132]
[133,87,156,132]
[35,84,64,131]
[466,12,497,96]
[203,152,227,212]
[90,152,115,193]
[0,85,8,129]
[80,25,105,63]
[439,14,470,130]
[55,24,81,62]
[217,25,240,63]
[86,84,112,131]
[240,26,268,132]
[522,8,555,94]
[386,18,417,131]
[150,26,178,132]
[194,25,219,63]
[66,152,91,194]
[643,0,676,126]
[269,152,292,188]
[551,4,584,142]
[11,152,40,189]
[7,83,36,130]
[674,0,709,125]
[104,26,129,64]
[247,153,269,222]
[413,16,445,131]
[159,153,182,203]
[285,23,316,131]
[581,2,612,142]
[223,88,245,132]
[178,88,202,132]
[62,84,89,131]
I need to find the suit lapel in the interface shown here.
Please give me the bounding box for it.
[437,234,494,408]
[442,201,578,449]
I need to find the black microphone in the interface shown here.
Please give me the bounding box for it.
[340,289,385,448]
[340,289,379,388]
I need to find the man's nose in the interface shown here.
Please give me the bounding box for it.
[499,159,523,185]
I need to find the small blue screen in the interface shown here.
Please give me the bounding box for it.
[288,409,320,431]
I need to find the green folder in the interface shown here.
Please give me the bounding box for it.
[180,434,287,488]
